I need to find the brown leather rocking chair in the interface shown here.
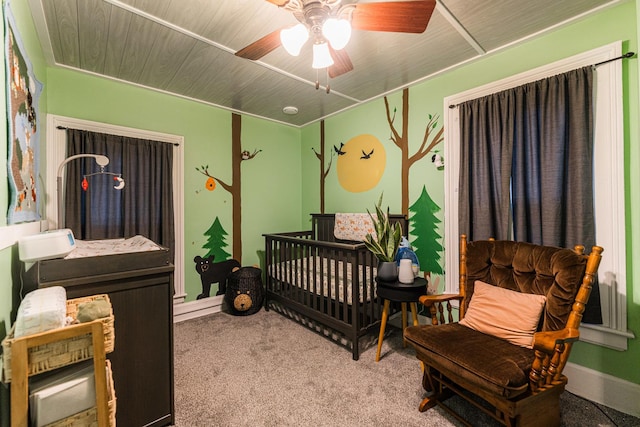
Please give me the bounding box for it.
[404,235,603,427]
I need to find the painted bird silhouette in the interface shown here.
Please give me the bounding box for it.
[334,142,346,155]
[361,149,374,159]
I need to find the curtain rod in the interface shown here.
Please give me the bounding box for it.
[593,51,635,67]
[57,126,180,146]
[448,51,636,109]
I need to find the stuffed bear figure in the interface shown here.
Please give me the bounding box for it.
[194,255,241,299]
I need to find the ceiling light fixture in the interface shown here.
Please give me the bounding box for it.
[280,23,309,56]
[322,18,351,50]
[279,1,353,72]
[236,1,434,95]
[282,106,299,115]
[312,42,334,69]
[236,0,436,84]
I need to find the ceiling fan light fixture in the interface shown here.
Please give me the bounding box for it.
[322,18,351,50]
[312,42,334,69]
[280,23,309,56]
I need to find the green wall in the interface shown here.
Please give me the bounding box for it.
[301,84,445,219]
[300,2,640,385]
[46,67,302,299]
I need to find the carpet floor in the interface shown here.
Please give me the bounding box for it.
[173,309,639,426]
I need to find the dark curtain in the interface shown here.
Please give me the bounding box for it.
[458,66,601,324]
[64,129,175,258]
[459,91,515,241]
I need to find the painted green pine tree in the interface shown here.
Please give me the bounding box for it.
[409,186,444,275]
[202,217,231,261]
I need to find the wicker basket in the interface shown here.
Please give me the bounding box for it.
[225,266,264,316]
[1,294,115,383]
[45,359,117,427]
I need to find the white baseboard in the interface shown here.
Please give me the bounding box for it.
[172,292,187,305]
[173,295,224,323]
[564,362,640,418]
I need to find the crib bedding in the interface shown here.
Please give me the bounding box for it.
[269,256,375,305]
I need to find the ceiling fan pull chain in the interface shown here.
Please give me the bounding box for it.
[326,68,330,94]
[316,68,320,90]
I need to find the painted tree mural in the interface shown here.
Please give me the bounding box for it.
[202,216,231,260]
[311,120,333,213]
[384,87,444,215]
[195,113,260,262]
[410,186,444,276]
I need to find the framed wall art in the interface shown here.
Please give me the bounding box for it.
[5,1,43,224]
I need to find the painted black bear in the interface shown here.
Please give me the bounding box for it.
[194,255,241,299]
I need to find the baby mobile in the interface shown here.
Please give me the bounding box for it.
[81,167,125,191]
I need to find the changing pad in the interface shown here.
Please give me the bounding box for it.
[65,235,162,259]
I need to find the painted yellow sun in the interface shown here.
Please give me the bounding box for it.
[337,134,386,193]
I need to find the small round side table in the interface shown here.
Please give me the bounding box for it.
[375,276,427,362]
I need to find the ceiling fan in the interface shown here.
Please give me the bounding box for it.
[235,0,436,88]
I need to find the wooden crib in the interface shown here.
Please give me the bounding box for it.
[263,213,408,360]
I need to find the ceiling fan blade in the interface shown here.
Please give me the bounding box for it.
[351,0,436,33]
[328,47,353,78]
[265,0,290,5]
[235,29,282,60]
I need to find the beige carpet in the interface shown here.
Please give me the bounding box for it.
[173,309,639,427]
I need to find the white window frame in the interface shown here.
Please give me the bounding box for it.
[444,41,634,350]
[45,115,186,303]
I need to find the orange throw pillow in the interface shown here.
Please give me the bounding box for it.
[459,280,546,348]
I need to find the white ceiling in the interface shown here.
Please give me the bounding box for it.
[27,0,622,127]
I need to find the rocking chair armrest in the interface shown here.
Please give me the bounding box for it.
[532,328,580,354]
[419,294,463,326]
[418,294,463,307]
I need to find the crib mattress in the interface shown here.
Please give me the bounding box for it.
[268,256,376,305]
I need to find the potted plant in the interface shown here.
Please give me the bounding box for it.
[363,194,403,282]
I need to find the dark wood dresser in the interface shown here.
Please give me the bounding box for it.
[22,248,175,427]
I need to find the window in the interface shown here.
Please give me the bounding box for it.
[45,115,186,303]
[444,42,634,349]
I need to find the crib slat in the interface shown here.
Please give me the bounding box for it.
[342,249,350,323]
[312,246,318,310]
